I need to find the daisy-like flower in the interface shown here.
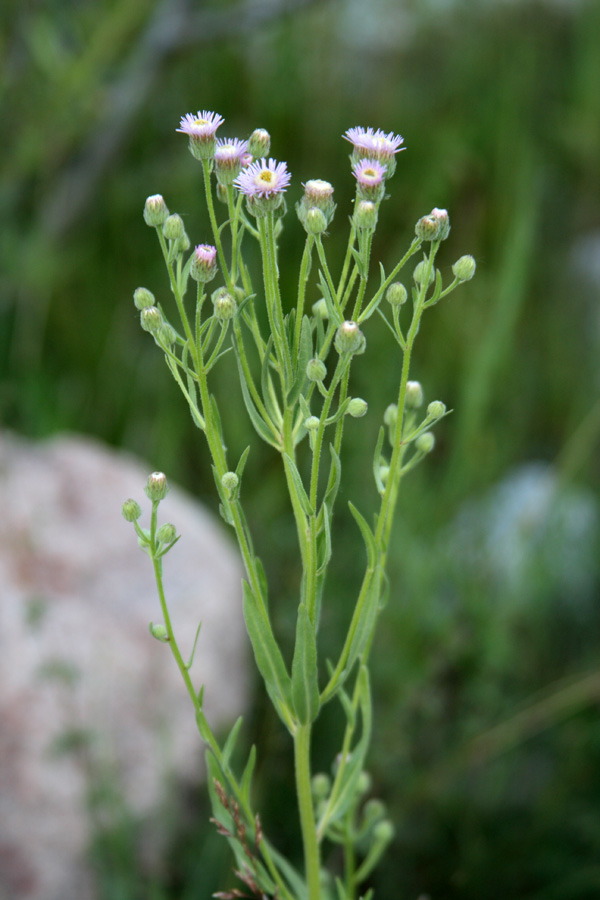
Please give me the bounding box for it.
[214,138,249,186]
[343,126,404,177]
[177,110,224,160]
[352,158,387,201]
[234,158,291,215]
[190,244,218,283]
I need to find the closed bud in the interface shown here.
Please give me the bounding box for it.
[149,622,170,642]
[306,358,327,382]
[373,819,395,843]
[386,282,407,307]
[221,471,239,496]
[134,287,155,310]
[247,128,271,158]
[335,320,366,356]
[406,381,424,408]
[158,323,177,346]
[413,260,435,287]
[415,207,450,241]
[175,232,190,255]
[312,298,329,319]
[383,403,398,426]
[305,207,327,235]
[304,416,320,431]
[452,254,476,282]
[357,771,372,794]
[143,194,169,227]
[211,287,237,321]
[145,472,169,502]
[156,522,177,544]
[415,432,435,454]
[348,397,368,418]
[121,498,142,522]
[363,798,386,824]
[353,200,378,231]
[427,400,446,419]
[163,214,185,241]
[311,773,331,799]
[191,244,218,283]
[140,306,163,333]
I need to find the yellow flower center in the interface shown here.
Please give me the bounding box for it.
[257,170,274,186]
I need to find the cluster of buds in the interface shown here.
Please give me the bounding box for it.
[415,207,450,242]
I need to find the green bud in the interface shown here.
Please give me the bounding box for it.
[415,207,450,241]
[175,232,190,255]
[386,282,407,307]
[311,773,331,799]
[137,527,151,549]
[312,298,329,319]
[221,471,239,496]
[121,498,142,522]
[353,200,378,231]
[383,403,398,426]
[413,260,435,287]
[212,287,237,321]
[379,465,390,485]
[452,254,476,282]
[335,320,366,356]
[363,798,386,824]
[156,522,177,544]
[304,416,320,431]
[305,207,327,235]
[158,323,177,346]
[348,397,368,418]
[163,214,185,241]
[415,432,435,454]
[149,622,170,642]
[357,770,372,794]
[427,400,446,419]
[140,306,163,333]
[143,194,169,227]
[306,358,327,382]
[247,127,271,158]
[145,472,169,502]
[373,819,395,843]
[133,287,155,310]
[406,381,424,408]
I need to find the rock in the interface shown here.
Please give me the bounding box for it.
[0,432,247,900]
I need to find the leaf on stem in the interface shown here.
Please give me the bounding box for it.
[283,453,314,517]
[286,315,312,406]
[291,603,320,725]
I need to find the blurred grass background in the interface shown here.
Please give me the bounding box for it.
[2,0,600,897]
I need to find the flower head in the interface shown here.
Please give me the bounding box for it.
[191,244,218,283]
[343,126,404,177]
[352,158,387,201]
[177,110,224,160]
[297,179,336,230]
[214,138,249,185]
[235,158,291,216]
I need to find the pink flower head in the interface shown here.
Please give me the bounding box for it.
[214,138,249,185]
[177,110,224,160]
[234,158,291,198]
[352,158,387,200]
[191,244,218,283]
[343,126,404,176]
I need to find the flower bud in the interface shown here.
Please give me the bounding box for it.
[133,287,155,310]
[452,254,476,282]
[304,416,320,431]
[221,471,239,496]
[211,287,237,321]
[415,432,435,454]
[413,260,435,287]
[353,200,378,231]
[406,381,423,408]
[347,397,368,418]
[373,819,395,843]
[386,282,407,307]
[122,498,142,522]
[297,180,336,231]
[145,472,169,502]
[312,298,329,319]
[156,522,177,544]
[311,773,331,799]
[306,358,327,382]
[149,622,170,642]
[357,770,372,794]
[335,321,366,356]
[143,194,169,227]
[163,214,185,241]
[383,403,398,426]
[363,798,386,824]
[415,207,450,241]
[158,323,177,346]
[140,306,163,333]
[175,232,190,255]
[247,128,271,158]
[191,244,218,283]
[305,207,327,235]
[427,400,446,419]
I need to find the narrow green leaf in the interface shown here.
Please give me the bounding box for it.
[221,716,243,768]
[318,271,343,326]
[287,315,313,406]
[235,445,251,480]
[260,336,282,425]
[372,426,386,496]
[348,501,377,569]
[240,744,257,806]
[291,604,320,725]
[283,453,314,516]
[236,357,280,448]
[351,246,367,281]
[325,667,372,825]
[316,504,332,576]
[323,444,342,515]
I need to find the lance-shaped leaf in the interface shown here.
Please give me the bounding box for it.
[236,354,281,448]
[283,453,314,517]
[291,604,320,725]
[318,271,343,326]
[323,444,342,516]
[242,581,294,732]
[348,502,377,569]
[221,716,243,769]
[240,744,257,807]
[287,315,313,406]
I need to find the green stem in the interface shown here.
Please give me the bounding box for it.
[294,723,321,900]
[202,160,233,293]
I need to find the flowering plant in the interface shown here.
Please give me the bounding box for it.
[124,110,475,900]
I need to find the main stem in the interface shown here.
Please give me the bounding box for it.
[295,723,321,900]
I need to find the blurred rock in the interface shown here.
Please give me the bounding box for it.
[0,431,247,900]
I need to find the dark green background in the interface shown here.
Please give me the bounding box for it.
[2,0,600,897]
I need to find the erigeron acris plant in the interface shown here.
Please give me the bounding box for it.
[123,108,476,900]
